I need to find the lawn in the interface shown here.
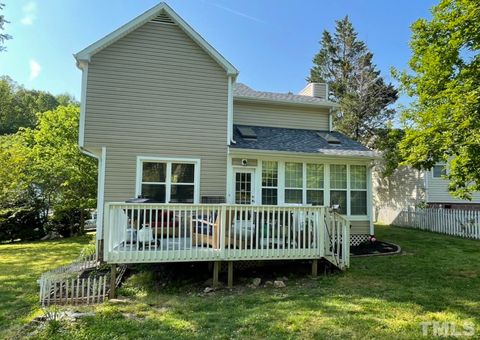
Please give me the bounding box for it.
[0,234,93,337]
[2,226,480,339]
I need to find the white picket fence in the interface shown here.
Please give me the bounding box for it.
[39,275,108,306]
[393,208,480,240]
[39,254,122,307]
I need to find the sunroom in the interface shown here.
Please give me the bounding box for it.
[227,125,377,240]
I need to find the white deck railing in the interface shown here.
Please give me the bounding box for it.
[104,203,350,269]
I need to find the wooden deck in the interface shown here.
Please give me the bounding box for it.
[104,203,350,270]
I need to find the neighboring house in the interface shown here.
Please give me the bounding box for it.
[74,2,376,271]
[374,164,480,224]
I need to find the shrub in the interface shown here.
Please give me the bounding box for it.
[0,206,44,242]
[49,207,88,238]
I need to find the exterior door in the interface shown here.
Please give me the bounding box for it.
[234,169,256,204]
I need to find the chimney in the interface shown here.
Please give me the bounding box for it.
[299,82,328,100]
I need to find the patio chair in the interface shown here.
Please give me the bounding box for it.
[191,211,235,249]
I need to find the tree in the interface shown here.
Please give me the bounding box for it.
[24,105,97,232]
[395,0,480,199]
[0,105,97,239]
[0,3,11,52]
[0,76,76,135]
[308,16,398,143]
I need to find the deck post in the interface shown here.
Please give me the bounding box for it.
[227,261,233,288]
[312,259,318,277]
[213,261,220,288]
[109,264,116,299]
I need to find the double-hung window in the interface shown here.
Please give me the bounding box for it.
[330,164,347,214]
[261,161,278,205]
[306,164,324,205]
[285,162,303,204]
[350,165,367,215]
[139,158,198,203]
[283,162,324,205]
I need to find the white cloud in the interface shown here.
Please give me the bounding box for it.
[29,59,41,80]
[21,1,37,25]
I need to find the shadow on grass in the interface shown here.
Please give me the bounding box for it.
[10,227,480,339]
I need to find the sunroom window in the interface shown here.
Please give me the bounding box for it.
[330,164,347,214]
[262,161,278,205]
[350,165,367,215]
[306,164,324,205]
[285,162,303,203]
[139,160,197,203]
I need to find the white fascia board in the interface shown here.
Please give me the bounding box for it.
[74,2,238,76]
[78,61,88,147]
[234,96,341,109]
[228,148,378,162]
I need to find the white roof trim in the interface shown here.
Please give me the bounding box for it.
[74,2,238,75]
[229,147,380,160]
[234,95,341,109]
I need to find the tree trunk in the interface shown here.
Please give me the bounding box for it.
[79,209,85,235]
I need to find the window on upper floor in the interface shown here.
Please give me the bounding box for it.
[432,165,447,178]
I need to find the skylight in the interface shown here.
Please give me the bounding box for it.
[317,132,341,144]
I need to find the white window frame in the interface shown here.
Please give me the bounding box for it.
[261,160,279,205]
[329,164,348,214]
[282,162,326,206]
[284,162,304,204]
[349,165,368,216]
[136,156,201,204]
[306,163,325,206]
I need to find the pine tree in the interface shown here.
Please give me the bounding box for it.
[308,16,397,143]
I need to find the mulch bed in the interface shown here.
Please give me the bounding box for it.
[351,241,401,257]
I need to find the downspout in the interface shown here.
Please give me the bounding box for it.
[227,75,234,145]
[328,108,333,132]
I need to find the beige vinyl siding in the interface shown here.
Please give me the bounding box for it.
[84,21,228,202]
[350,221,370,235]
[427,171,480,204]
[233,101,329,130]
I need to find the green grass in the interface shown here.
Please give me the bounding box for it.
[3,226,480,339]
[0,233,93,337]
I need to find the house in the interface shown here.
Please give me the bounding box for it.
[374,164,480,224]
[74,2,376,276]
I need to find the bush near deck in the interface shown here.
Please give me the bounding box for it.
[1,226,479,339]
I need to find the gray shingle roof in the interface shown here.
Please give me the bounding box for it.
[234,83,337,106]
[231,125,378,158]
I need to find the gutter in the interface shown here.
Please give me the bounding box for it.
[79,146,99,160]
[228,147,379,161]
[234,96,341,109]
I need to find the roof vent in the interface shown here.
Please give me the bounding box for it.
[151,12,176,25]
[317,132,341,144]
[237,126,257,140]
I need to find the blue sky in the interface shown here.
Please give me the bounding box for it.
[0,0,437,101]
